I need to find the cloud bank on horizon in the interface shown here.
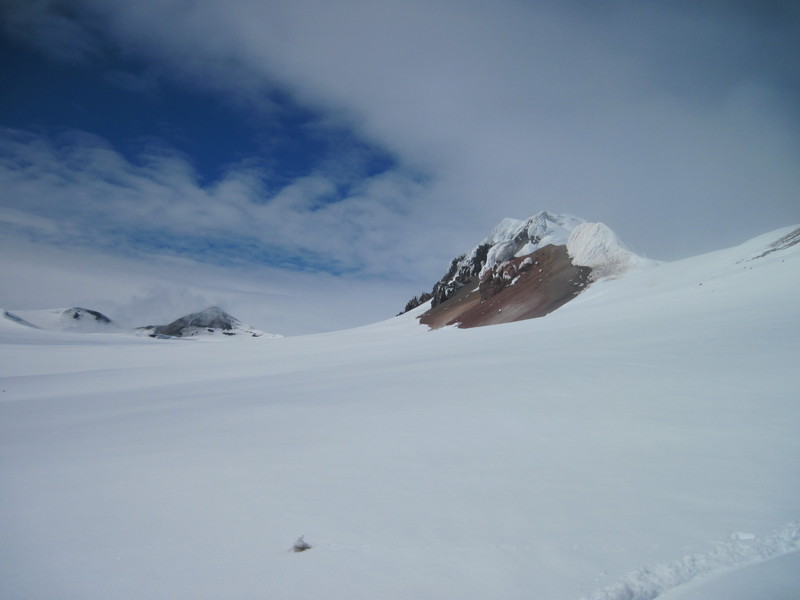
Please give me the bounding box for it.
[1,0,799,333]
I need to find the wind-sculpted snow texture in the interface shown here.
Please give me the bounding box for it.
[1,225,799,600]
[582,522,800,600]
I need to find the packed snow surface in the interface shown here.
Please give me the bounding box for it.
[1,226,799,600]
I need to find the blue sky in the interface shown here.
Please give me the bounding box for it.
[1,34,397,187]
[1,0,799,334]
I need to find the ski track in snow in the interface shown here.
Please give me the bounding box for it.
[580,522,800,600]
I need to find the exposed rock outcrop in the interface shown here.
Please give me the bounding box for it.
[405,210,652,330]
[401,211,584,313]
[64,307,112,324]
[419,244,591,329]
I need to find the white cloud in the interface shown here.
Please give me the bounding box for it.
[0,126,445,321]
[35,0,793,258]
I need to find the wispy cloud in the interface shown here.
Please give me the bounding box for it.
[0,126,434,279]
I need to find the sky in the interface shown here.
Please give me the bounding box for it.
[1,0,799,335]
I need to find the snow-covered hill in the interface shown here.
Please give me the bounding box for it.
[137,306,277,338]
[1,305,281,339]
[1,226,798,600]
[3,306,115,332]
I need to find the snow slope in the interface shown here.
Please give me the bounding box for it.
[1,226,798,600]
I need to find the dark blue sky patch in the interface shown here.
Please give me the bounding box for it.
[0,34,397,189]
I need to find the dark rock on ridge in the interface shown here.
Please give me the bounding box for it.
[64,307,112,323]
[140,306,263,338]
[400,211,583,315]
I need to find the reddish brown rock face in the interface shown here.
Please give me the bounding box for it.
[419,244,591,329]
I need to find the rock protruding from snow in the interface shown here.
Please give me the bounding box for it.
[401,211,585,313]
[64,307,112,324]
[746,225,800,261]
[419,244,591,330]
[139,307,277,339]
[567,222,654,280]
[292,536,312,553]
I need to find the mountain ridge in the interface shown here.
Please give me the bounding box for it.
[2,305,280,339]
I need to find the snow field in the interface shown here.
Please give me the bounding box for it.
[1,227,799,599]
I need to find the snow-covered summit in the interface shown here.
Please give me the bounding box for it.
[484,211,584,247]
[138,306,279,339]
[481,211,585,276]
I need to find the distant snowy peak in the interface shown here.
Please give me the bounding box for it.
[138,307,280,339]
[3,306,282,339]
[567,222,656,279]
[2,307,115,332]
